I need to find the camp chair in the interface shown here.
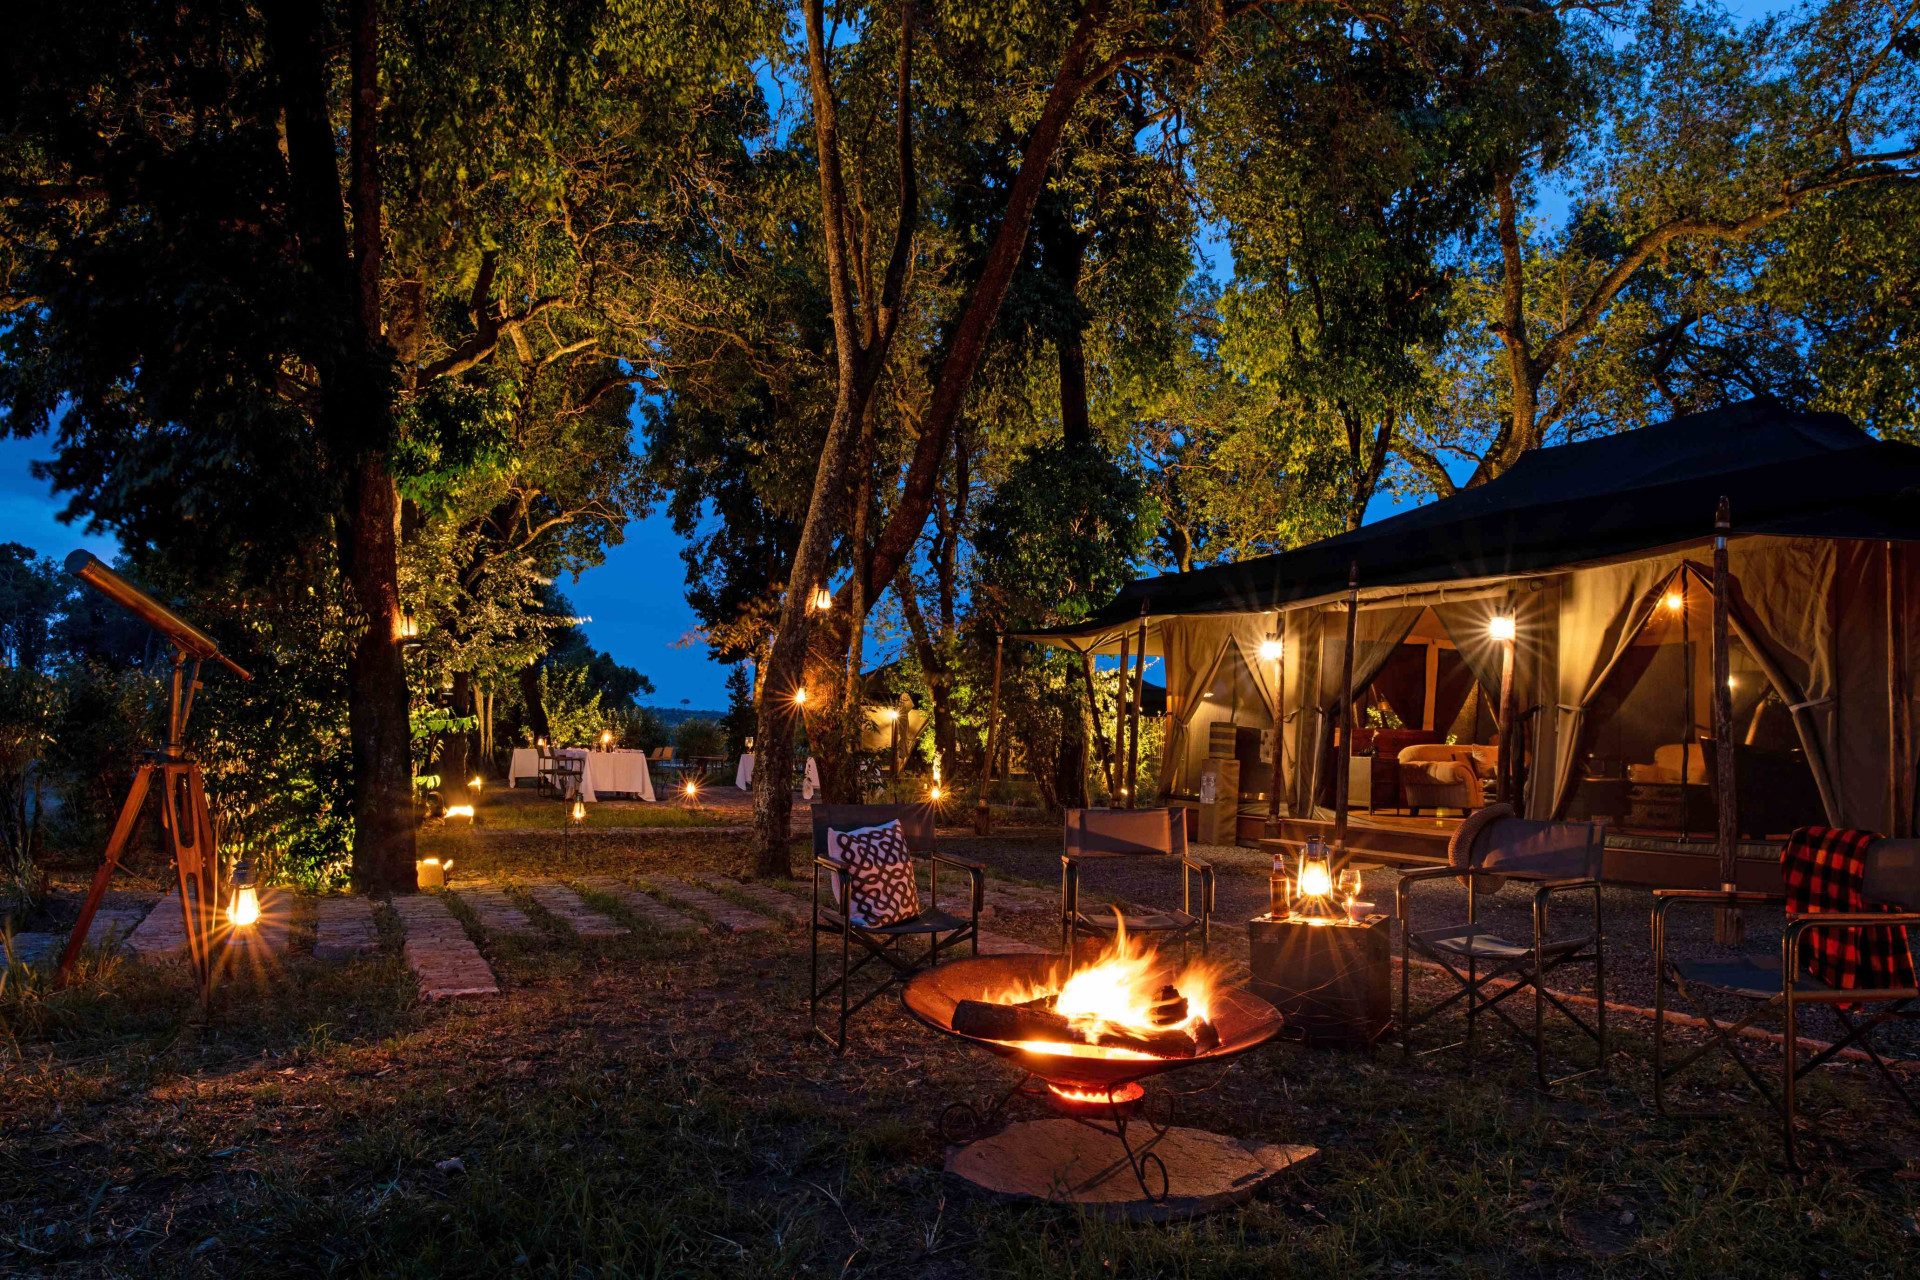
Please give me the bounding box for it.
[1653,838,1920,1169]
[810,803,984,1054]
[1060,808,1213,964]
[1397,815,1607,1087]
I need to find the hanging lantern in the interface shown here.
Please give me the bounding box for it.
[1258,637,1284,662]
[398,608,420,642]
[810,585,833,612]
[1488,614,1516,642]
[228,859,260,928]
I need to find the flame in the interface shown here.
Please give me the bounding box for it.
[1048,1081,1145,1105]
[978,910,1224,1059]
[1299,857,1332,899]
[444,804,475,819]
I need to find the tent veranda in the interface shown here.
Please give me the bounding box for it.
[1014,398,1920,858]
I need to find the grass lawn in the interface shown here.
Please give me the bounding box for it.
[453,787,734,830]
[3,828,1918,1277]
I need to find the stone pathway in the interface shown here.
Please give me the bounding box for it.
[125,888,198,962]
[389,894,498,999]
[574,876,702,934]
[84,892,158,949]
[637,875,777,933]
[453,882,535,935]
[695,877,806,922]
[313,896,380,962]
[524,880,628,939]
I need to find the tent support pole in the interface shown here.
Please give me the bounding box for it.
[1334,562,1359,854]
[976,634,1003,836]
[1890,542,1912,839]
[1496,623,1517,806]
[1126,609,1147,808]
[1115,628,1132,803]
[1080,649,1116,799]
[1268,624,1286,826]
[1713,498,1743,945]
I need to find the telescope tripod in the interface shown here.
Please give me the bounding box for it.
[56,651,221,996]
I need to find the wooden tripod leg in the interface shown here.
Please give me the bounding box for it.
[56,765,155,987]
[185,766,220,990]
[163,765,216,993]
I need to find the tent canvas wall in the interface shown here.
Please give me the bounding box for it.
[1016,399,1920,856]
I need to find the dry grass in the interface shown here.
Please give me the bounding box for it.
[2,828,1918,1277]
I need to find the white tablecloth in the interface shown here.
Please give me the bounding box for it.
[735,753,818,799]
[506,748,654,801]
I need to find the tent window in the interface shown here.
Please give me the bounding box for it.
[1562,581,1824,838]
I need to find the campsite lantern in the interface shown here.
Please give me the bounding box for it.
[398,608,420,643]
[1488,614,1516,642]
[809,585,833,613]
[792,686,809,707]
[929,785,943,802]
[468,775,482,799]
[444,803,474,823]
[416,856,452,890]
[1290,843,1343,923]
[1258,637,1284,662]
[228,859,259,929]
[683,778,700,807]
[600,729,613,751]
[1664,590,1685,613]
[570,797,586,828]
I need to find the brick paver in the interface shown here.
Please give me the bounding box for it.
[313,896,380,962]
[637,875,776,932]
[125,888,198,962]
[452,882,535,935]
[388,894,498,998]
[574,876,702,934]
[524,880,628,939]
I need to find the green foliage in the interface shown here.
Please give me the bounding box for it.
[39,660,162,864]
[671,717,726,760]
[606,705,669,752]
[971,440,1155,630]
[534,665,608,748]
[0,668,56,918]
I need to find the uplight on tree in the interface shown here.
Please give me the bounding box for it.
[792,687,809,707]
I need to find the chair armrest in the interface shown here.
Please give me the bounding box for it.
[1181,858,1216,918]
[1533,878,1600,896]
[1786,911,1920,929]
[1397,865,1466,883]
[930,853,985,920]
[1652,889,1785,904]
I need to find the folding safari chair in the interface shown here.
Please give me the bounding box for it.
[550,750,584,801]
[1653,838,1920,1169]
[1397,815,1607,1087]
[810,803,984,1054]
[535,746,560,797]
[1060,808,1213,964]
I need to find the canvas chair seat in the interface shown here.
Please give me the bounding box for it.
[1074,907,1200,934]
[815,905,972,937]
[1665,954,1912,1001]
[1417,923,1593,963]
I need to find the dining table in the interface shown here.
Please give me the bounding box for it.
[734,753,819,799]
[507,747,655,802]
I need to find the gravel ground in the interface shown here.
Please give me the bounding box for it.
[939,829,1920,1058]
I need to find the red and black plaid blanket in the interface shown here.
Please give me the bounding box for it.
[1781,826,1916,1000]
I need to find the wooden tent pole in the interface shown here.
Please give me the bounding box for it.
[976,633,1004,836]
[1115,627,1132,802]
[1334,562,1359,853]
[1713,497,1743,944]
[1126,609,1147,808]
[1267,622,1286,825]
[1889,542,1912,838]
[1496,616,1517,805]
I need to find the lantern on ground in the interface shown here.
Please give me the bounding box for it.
[444,804,474,823]
[468,775,482,801]
[228,859,260,928]
[792,687,809,707]
[570,797,586,828]
[416,856,452,891]
[683,778,700,808]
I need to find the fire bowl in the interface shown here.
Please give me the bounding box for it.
[903,953,1285,1091]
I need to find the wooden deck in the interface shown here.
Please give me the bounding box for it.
[1255,812,1784,893]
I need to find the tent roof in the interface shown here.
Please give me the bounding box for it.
[1022,398,1920,647]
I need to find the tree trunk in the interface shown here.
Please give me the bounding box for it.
[897,572,956,787]
[518,662,550,742]
[443,670,472,788]
[1055,704,1089,809]
[343,457,416,891]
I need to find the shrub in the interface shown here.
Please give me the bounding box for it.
[672,717,726,760]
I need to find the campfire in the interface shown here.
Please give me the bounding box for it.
[951,913,1223,1061]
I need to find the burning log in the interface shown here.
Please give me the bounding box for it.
[952,998,1217,1058]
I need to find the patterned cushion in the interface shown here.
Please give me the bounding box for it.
[827,821,921,928]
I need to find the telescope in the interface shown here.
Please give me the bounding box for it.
[64,550,251,680]
[57,550,251,995]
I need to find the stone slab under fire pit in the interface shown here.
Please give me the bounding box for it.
[947,1119,1317,1222]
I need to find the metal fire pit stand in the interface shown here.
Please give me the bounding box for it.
[939,1072,1188,1202]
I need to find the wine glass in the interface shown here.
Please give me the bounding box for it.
[1338,865,1364,904]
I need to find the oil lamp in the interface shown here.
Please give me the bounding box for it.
[1291,843,1343,923]
[1258,637,1284,662]
[228,859,259,928]
[468,775,482,799]
[1488,614,1516,642]
[416,856,452,890]
[569,797,586,828]
[600,729,613,751]
[398,608,420,642]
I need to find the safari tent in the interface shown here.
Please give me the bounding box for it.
[1016,398,1920,887]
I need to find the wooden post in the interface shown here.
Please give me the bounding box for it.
[1115,628,1132,801]
[1713,497,1743,944]
[1126,611,1147,808]
[978,635,1005,830]
[1679,569,1694,841]
[1496,625,1517,805]
[1267,627,1287,824]
[1334,562,1359,852]
[976,634,1004,836]
[1889,542,1911,838]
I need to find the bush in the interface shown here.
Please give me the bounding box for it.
[607,705,668,752]
[672,717,726,760]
